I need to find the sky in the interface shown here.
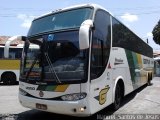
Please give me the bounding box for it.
[0,0,160,50]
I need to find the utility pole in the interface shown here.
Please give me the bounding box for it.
[146,38,149,44]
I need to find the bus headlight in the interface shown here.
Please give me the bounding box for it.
[61,93,86,101]
[19,88,27,96]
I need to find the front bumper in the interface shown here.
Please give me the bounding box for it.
[19,94,91,117]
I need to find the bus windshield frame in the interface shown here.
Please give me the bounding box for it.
[21,31,89,85]
[28,7,93,37]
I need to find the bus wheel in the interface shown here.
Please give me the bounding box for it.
[147,73,152,86]
[2,72,16,85]
[113,83,122,110]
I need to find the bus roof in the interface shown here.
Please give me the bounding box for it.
[34,4,113,21]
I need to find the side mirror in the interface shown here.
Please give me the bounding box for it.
[18,36,27,41]
[79,19,93,50]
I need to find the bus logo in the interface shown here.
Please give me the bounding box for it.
[39,91,44,97]
[94,85,110,105]
[48,34,55,41]
[99,85,110,105]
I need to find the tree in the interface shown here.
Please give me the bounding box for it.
[152,20,160,45]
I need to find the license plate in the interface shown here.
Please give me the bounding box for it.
[36,103,47,110]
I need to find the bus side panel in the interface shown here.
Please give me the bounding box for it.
[125,50,154,90]
[111,48,134,96]
[125,50,143,89]
[89,47,135,114]
[89,62,113,114]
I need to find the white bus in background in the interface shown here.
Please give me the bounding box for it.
[19,4,154,116]
[0,36,39,85]
[0,36,24,85]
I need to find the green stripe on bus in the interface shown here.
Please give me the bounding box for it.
[125,50,136,84]
[132,52,138,68]
[37,85,69,92]
[37,85,46,91]
[37,85,57,91]
[46,86,57,91]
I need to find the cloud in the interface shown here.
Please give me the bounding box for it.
[17,14,35,28]
[120,13,138,22]
[147,32,153,38]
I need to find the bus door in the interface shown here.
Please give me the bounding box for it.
[90,37,112,113]
[89,10,112,112]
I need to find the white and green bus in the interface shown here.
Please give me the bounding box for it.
[19,4,154,116]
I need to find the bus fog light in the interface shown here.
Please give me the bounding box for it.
[61,93,86,101]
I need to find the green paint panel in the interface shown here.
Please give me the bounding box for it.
[125,50,136,83]
[37,85,58,91]
[132,52,138,68]
[46,85,57,91]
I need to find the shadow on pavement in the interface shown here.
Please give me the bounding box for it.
[13,110,98,120]
[3,106,114,120]
[0,81,19,86]
[121,84,147,106]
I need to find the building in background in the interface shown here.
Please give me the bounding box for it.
[0,36,24,46]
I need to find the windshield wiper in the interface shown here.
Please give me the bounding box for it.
[26,54,39,81]
[44,52,61,83]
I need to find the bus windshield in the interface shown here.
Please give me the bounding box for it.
[28,7,93,36]
[21,31,88,84]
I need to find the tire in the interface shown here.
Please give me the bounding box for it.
[147,73,152,86]
[112,83,122,111]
